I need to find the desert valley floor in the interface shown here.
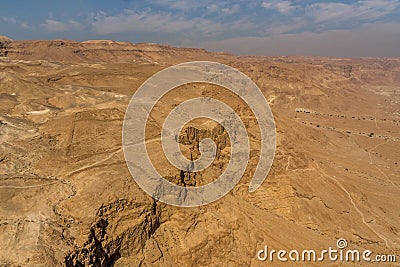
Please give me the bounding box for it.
[0,38,399,266]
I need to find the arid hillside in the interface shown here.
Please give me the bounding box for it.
[0,39,399,266]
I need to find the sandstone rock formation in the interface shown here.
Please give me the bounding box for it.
[0,35,12,42]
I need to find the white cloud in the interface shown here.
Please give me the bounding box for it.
[207,4,219,13]
[306,0,400,23]
[149,0,203,11]
[91,9,257,38]
[20,23,29,29]
[1,16,17,24]
[41,19,83,32]
[262,1,296,14]
[2,16,29,29]
[306,2,354,23]
[221,4,241,15]
[91,11,195,34]
[259,0,400,35]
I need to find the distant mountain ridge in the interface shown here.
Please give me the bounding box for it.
[0,38,229,64]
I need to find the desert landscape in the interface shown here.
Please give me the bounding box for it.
[0,36,399,266]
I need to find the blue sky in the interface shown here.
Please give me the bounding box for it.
[1,0,399,57]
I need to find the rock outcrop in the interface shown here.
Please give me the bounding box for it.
[0,35,12,42]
